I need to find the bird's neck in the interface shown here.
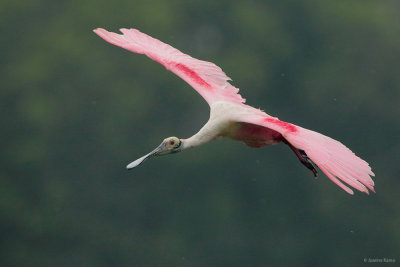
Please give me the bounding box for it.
[181,124,219,150]
[181,137,205,150]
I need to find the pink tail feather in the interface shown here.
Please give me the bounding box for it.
[285,127,375,194]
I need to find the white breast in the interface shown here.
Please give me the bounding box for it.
[183,101,266,149]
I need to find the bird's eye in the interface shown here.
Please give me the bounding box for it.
[169,140,175,146]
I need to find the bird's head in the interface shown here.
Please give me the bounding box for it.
[126,136,183,169]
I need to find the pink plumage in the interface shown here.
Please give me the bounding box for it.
[239,116,375,194]
[93,28,245,104]
[94,27,375,195]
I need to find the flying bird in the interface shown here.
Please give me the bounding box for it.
[94,27,375,195]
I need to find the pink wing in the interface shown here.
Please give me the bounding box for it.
[239,115,375,195]
[93,28,245,105]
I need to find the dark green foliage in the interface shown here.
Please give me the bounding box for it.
[1,1,399,266]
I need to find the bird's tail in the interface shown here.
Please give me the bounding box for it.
[284,127,375,194]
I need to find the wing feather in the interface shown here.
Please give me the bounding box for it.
[238,115,375,194]
[94,28,245,105]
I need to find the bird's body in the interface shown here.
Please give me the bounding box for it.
[94,27,375,195]
[184,101,267,149]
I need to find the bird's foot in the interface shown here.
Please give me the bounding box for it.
[299,150,318,177]
[284,139,318,177]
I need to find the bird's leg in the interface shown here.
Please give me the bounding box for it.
[283,139,318,177]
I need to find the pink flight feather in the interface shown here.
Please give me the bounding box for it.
[240,116,375,194]
[93,28,245,104]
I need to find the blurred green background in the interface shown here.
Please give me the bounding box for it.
[1,0,399,266]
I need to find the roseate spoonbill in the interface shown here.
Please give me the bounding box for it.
[94,27,375,195]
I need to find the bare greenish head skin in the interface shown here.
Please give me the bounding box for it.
[126,137,182,169]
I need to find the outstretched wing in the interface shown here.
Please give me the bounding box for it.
[94,28,245,105]
[238,115,375,195]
